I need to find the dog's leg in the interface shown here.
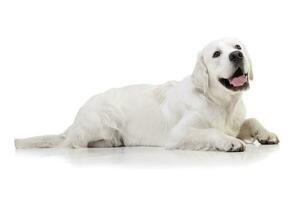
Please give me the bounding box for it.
[169,128,246,152]
[166,112,245,152]
[237,118,279,145]
[61,123,123,149]
[87,130,124,148]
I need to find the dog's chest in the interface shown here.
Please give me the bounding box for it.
[207,105,243,137]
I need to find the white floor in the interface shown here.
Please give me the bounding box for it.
[14,144,281,167]
[3,138,298,200]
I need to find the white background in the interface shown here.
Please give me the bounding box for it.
[0,0,299,199]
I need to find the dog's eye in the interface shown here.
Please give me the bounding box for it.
[235,44,242,50]
[213,51,221,58]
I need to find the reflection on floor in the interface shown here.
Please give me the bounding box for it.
[15,143,280,167]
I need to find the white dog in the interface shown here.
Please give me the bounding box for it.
[15,38,279,152]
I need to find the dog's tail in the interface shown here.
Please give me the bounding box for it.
[14,134,66,149]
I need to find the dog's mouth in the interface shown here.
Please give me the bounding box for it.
[219,68,249,91]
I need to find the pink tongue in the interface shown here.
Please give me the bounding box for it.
[229,75,247,87]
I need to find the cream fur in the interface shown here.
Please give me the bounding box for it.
[14,38,279,152]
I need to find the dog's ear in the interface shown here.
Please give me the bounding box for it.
[247,55,254,81]
[192,51,209,93]
[243,44,254,81]
[249,63,254,80]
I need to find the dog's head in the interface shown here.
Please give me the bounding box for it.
[192,38,253,94]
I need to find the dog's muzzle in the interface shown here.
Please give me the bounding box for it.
[219,67,249,91]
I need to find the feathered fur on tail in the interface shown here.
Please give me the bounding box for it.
[15,134,65,149]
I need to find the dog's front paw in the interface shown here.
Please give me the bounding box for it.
[257,130,279,145]
[167,131,246,152]
[215,137,246,152]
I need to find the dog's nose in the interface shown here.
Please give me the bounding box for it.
[229,51,243,63]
